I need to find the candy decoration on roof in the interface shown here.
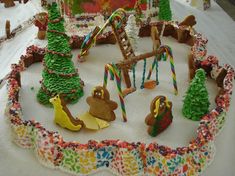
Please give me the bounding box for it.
[134,0,143,22]
[37,2,84,105]
[182,68,210,121]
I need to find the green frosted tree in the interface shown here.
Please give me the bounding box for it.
[158,0,172,21]
[182,69,210,121]
[37,2,83,105]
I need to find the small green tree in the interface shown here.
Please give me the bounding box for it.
[182,69,210,121]
[37,2,83,105]
[158,0,172,21]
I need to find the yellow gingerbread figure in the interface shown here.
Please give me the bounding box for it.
[50,95,84,131]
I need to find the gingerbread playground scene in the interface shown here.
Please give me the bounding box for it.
[0,0,235,175]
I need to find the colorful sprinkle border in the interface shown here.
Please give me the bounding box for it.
[4,23,234,175]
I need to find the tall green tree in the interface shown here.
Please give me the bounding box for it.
[37,2,83,105]
[182,69,210,121]
[158,0,172,21]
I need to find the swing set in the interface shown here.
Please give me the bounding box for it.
[103,45,178,122]
[77,8,178,122]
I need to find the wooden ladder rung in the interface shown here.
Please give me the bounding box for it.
[126,52,133,58]
[119,31,126,39]
[125,46,133,53]
[127,52,135,57]
[122,40,129,46]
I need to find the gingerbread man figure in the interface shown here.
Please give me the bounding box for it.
[34,12,48,40]
[86,86,118,122]
[145,95,173,137]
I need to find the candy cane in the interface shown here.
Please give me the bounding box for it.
[79,9,127,58]
[103,64,127,122]
[165,46,178,95]
[169,55,178,95]
[159,45,178,95]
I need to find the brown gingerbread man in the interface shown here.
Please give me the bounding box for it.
[34,12,48,40]
[145,95,173,137]
[86,86,118,122]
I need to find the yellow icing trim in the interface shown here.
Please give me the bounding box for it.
[165,97,170,108]
[154,99,160,118]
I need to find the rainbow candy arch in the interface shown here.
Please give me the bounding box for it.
[4,31,235,175]
[159,45,178,95]
[79,8,127,58]
[103,63,127,122]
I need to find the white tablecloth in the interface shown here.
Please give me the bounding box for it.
[0,1,235,176]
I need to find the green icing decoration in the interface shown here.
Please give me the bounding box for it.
[37,88,52,106]
[61,149,80,173]
[182,69,210,121]
[37,2,83,106]
[158,0,172,21]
